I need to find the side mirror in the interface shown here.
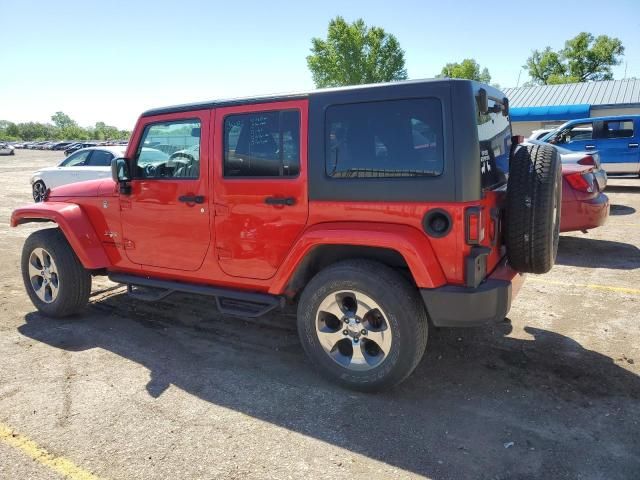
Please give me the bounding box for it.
[111,157,131,194]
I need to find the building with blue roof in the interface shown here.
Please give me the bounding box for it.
[504,78,640,137]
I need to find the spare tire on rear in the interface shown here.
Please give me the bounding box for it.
[505,143,562,274]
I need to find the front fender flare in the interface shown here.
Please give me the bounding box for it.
[11,202,110,270]
[269,222,446,294]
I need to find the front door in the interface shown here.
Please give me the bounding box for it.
[120,110,211,271]
[213,100,309,280]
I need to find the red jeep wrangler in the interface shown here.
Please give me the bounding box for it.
[12,79,561,391]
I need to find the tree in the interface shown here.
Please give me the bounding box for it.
[524,32,624,85]
[51,111,77,130]
[306,16,408,88]
[438,59,491,83]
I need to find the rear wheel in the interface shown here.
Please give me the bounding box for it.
[21,228,91,317]
[297,260,428,391]
[32,180,47,202]
[505,143,562,274]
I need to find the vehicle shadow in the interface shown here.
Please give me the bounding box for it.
[610,204,636,215]
[18,300,640,480]
[557,235,640,269]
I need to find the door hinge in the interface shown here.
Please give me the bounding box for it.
[120,199,132,210]
[123,239,135,250]
[216,247,231,259]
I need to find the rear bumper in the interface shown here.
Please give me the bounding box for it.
[560,192,609,233]
[420,258,525,327]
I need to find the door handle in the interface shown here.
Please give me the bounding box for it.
[178,195,205,204]
[629,143,639,148]
[585,145,596,149]
[265,196,295,206]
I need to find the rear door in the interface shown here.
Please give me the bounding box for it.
[595,118,640,174]
[213,100,309,280]
[119,110,211,271]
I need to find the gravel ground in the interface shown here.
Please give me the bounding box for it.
[1,150,639,480]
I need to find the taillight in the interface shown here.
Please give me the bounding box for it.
[465,207,485,245]
[565,171,594,193]
[577,155,595,166]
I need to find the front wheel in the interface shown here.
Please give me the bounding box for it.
[32,180,47,202]
[297,260,428,392]
[21,228,92,317]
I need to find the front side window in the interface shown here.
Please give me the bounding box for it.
[61,150,92,167]
[604,120,634,138]
[135,120,201,179]
[557,122,593,143]
[325,99,444,178]
[224,110,300,177]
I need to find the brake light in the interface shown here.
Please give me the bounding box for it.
[465,207,485,245]
[577,155,595,166]
[565,171,594,193]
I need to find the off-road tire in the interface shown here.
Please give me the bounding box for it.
[297,260,428,392]
[505,143,562,274]
[21,228,91,317]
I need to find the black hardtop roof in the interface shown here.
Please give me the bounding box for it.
[141,78,503,117]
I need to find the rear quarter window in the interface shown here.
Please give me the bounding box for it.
[325,98,444,178]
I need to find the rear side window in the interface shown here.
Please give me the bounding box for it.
[224,110,300,177]
[325,98,444,178]
[604,120,634,138]
[88,150,114,166]
[477,98,511,190]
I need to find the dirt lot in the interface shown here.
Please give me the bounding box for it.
[1,149,639,480]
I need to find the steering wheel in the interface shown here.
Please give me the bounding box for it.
[144,164,157,177]
[169,152,194,164]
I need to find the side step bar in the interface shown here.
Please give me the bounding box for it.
[108,273,282,318]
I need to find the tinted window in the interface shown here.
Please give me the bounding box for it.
[477,98,511,190]
[224,110,300,177]
[604,120,634,138]
[135,120,201,179]
[60,150,92,167]
[325,99,443,178]
[88,150,114,167]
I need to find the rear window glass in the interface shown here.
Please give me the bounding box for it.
[325,98,444,178]
[477,98,510,190]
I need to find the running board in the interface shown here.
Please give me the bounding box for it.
[108,273,282,318]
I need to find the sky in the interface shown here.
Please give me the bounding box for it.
[1,0,639,130]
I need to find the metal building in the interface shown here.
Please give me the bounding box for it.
[504,79,640,137]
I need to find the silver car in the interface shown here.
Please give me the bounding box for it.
[0,143,15,155]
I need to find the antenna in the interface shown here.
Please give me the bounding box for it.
[515,69,522,88]
[624,61,628,79]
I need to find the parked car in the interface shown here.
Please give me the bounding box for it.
[64,142,97,156]
[0,143,16,155]
[528,128,554,140]
[543,115,640,175]
[51,141,75,151]
[528,139,609,232]
[11,79,563,391]
[31,146,126,202]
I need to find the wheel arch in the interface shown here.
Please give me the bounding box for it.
[269,222,447,297]
[11,202,110,270]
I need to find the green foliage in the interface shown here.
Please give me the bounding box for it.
[438,59,491,83]
[306,16,408,88]
[0,113,130,141]
[525,32,624,85]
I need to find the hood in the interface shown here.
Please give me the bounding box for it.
[48,178,118,198]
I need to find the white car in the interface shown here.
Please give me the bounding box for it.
[31,146,126,202]
[0,143,16,155]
